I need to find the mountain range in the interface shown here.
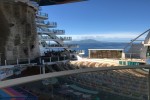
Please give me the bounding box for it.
[70,39,101,44]
[69,39,128,44]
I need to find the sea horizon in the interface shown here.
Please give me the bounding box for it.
[69,39,128,57]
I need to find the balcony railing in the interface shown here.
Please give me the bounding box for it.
[3,58,35,66]
[36,20,57,28]
[45,44,79,48]
[1,56,69,66]
[38,29,65,35]
[76,50,85,54]
[41,56,69,63]
[52,30,65,34]
[36,12,48,19]
[59,37,72,41]
[40,36,72,41]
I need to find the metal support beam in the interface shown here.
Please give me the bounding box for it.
[40,66,42,74]
[124,29,150,49]
[42,65,45,74]
[148,69,150,100]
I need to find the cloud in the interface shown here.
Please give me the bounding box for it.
[66,32,147,42]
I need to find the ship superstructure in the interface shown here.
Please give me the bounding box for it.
[36,10,79,57]
[2,1,150,100]
[124,29,150,60]
[0,0,82,81]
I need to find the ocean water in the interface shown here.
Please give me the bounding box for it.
[75,42,127,57]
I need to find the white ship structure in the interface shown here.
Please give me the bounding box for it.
[36,10,79,57]
[1,0,150,100]
[0,0,83,81]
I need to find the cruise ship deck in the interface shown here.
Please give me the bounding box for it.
[0,0,150,100]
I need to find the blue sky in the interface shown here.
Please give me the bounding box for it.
[42,0,150,42]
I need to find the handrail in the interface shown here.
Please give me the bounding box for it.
[37,12,48,17]
[37,28,65,34]
[124,29,150,50]
[76,50,85,54]
[40,36,72,40]
[0,65,150,88]
[36,20,57,27]
[47,44,78,48]
[0,56,69,66]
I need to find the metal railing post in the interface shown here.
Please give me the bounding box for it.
[58,57,59,61]
[40,65,42,74]
[130,53,132,59]
[17,59,19,65]
[148,70,150,100]
[5,60,7,66]
[42,60,45,74]
[50,57,51,62]
[0,53,2,66]
[28,58,30,64]
[64,56,65,60]
[39,58,41,64]
[42,59,45,65]
[42,65,45,74]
